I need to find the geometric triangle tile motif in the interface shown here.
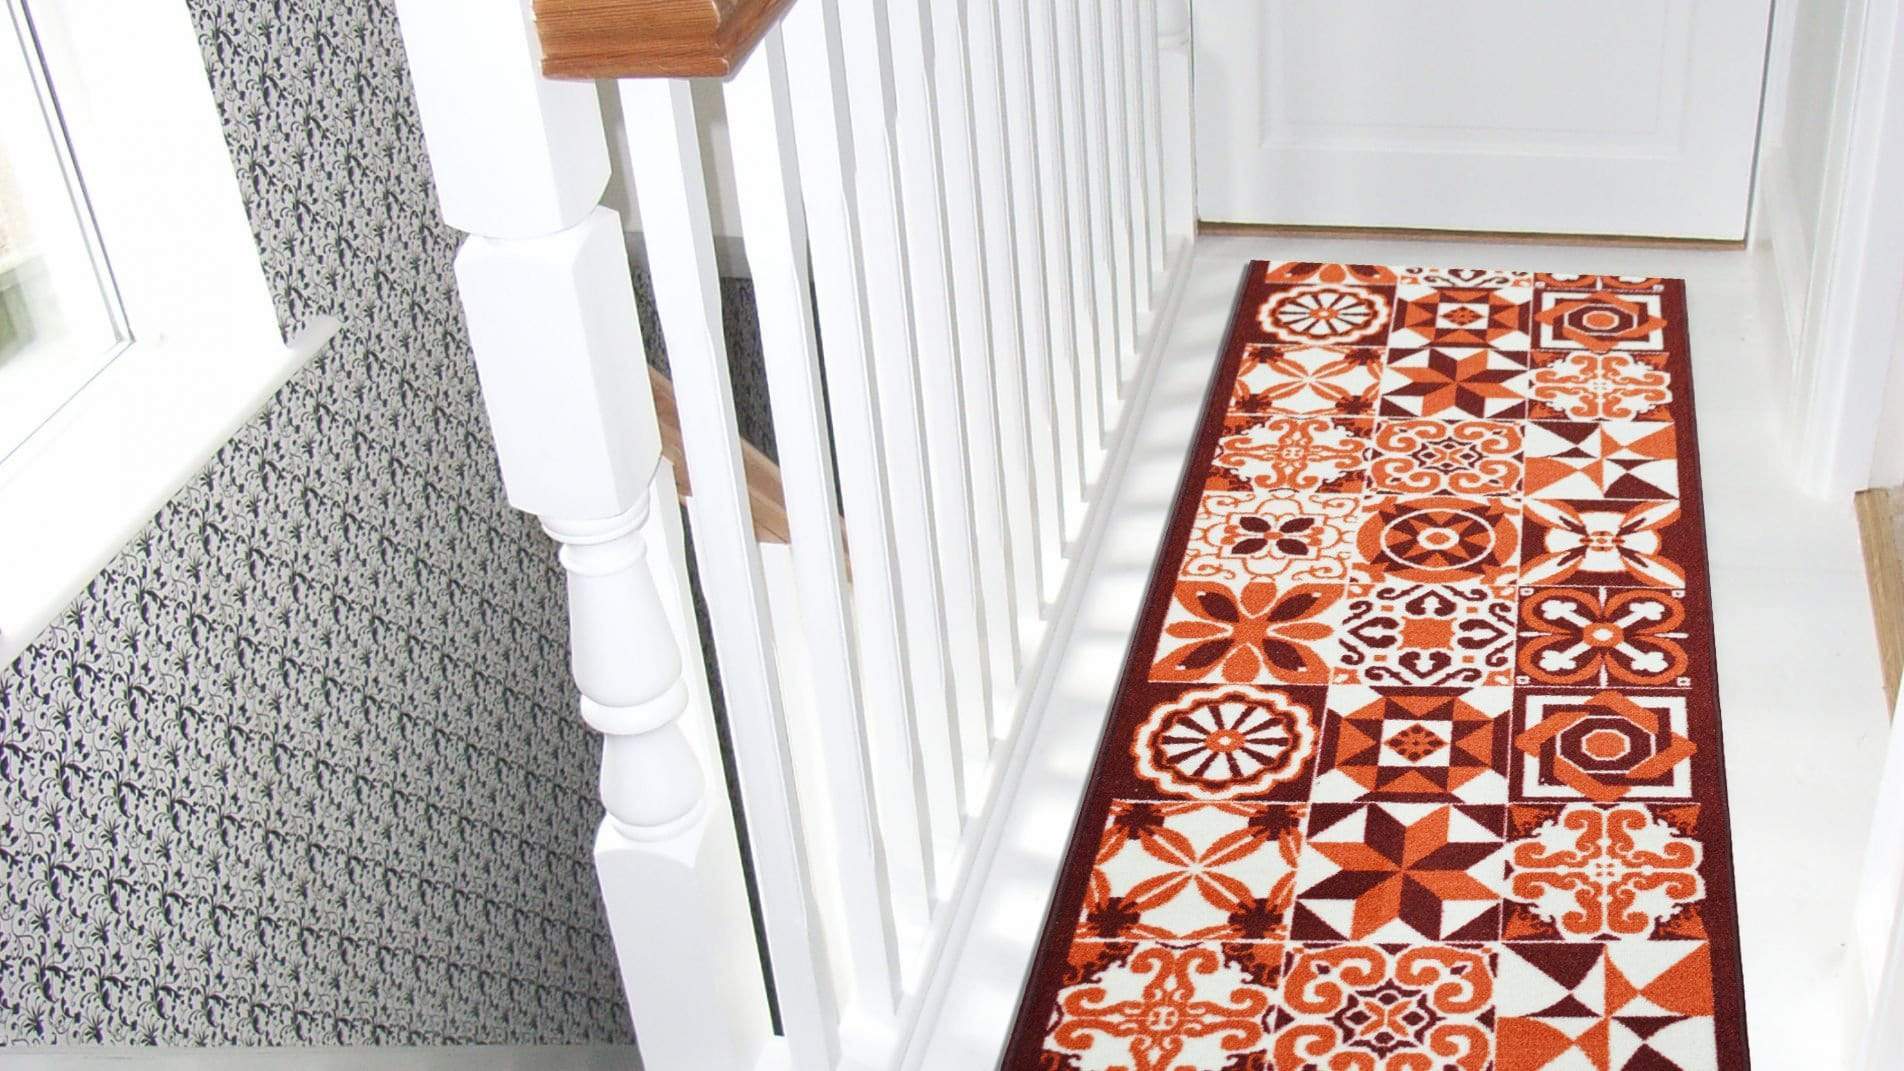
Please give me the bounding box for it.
[1004,263,1748,1070]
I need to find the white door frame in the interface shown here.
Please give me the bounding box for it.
[1789,0,1904,497]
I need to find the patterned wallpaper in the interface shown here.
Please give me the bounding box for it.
[0,0,633,1045]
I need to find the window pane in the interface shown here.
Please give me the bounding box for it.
[0,1,124,461]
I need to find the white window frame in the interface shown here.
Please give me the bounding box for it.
[0,0,337,665]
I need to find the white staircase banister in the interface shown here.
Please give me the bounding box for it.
[394,1,1200,1067]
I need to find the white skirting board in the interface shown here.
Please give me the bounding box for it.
[0,1046,640,1070]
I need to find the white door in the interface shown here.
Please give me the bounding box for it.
[1193,1,1773,239]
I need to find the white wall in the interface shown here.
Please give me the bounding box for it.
[1758,0,1904,492]
[1872,290,1904,486]
[1756,0,1857,355]
[1781,1,1904,491]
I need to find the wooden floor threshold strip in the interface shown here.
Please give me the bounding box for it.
[1856,486,1904,710]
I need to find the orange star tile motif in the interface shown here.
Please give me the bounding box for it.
[1291,802,1506,941]
[1007,262,1745,1071]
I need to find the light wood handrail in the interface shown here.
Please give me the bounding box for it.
[648,366,790,544]
[531,0,796,79]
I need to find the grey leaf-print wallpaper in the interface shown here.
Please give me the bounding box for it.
[0,0,634,1045]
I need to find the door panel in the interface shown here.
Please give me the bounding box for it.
[1194,1,1772,239]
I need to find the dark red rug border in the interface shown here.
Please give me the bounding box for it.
[996,261,1752,1070]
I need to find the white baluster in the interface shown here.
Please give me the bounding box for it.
[962,0,1048,669]
[1053,0,1109,478]
[996,0,1070,601]
[723,26,904,1020]
[1024,0,1090,539]
[930,0,1031,718]
[924,0,1022,732]
[1075,0,1126,421]
[1119,0,1157,319]
[1101,0,1142,387]
[392,4,776,1068]
[1157,0,1198,247]
[834,0,967,881]
[1141,0,1171,288]
[883,0,995,806]
[779,0,936,973]
[621,75,839,1071]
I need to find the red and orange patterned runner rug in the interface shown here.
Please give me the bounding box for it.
[1003,262,1747,1070]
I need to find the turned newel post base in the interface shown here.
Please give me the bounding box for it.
[547,500,708,842]
[577,479,773,1071]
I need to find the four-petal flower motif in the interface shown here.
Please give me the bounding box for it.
[1153,580,1344,684]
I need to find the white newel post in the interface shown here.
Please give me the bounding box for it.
[393,3,775,1070]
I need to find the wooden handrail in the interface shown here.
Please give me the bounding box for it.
[648,366,790,544]
[531,0,797,79]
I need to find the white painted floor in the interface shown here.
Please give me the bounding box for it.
[909,234,1893,1071]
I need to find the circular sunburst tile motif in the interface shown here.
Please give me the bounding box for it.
[1257,285,1392,345]
[1132,686,1317,799]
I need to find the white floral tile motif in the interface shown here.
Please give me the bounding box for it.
[1502,803,1706,940]
[1208,413,1369,494]
[1181,488,1361,586]
[1231,343,1384,415]
[1526,351,1675,422]
[1043,943,1283,1070]
[1077,801,1306,942]
[1521,499,1688,589]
